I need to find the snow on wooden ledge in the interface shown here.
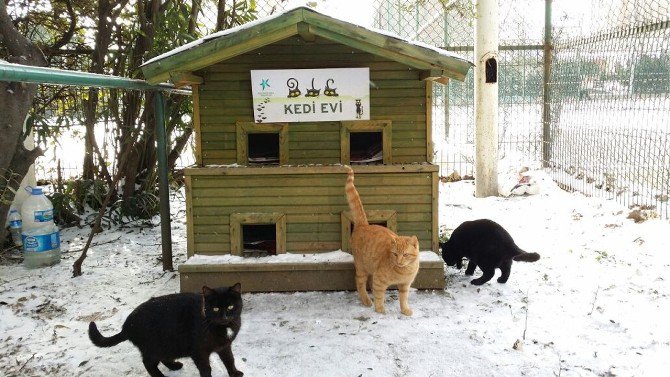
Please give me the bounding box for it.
[183,251,441,265]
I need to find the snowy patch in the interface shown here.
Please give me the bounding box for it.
[1,181,670,376]
[184,250,440,265]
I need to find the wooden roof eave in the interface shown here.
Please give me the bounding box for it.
[421,70,451,85]
[310,25,468,83]
[301,10,472,81]
[308,25,434,70]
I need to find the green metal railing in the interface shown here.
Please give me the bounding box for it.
[0,62,189,92]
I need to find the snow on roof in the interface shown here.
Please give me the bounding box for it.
[142,6,290,66]
[142,5,471,67]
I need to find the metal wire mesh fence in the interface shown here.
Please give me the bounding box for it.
[366,0,669,219]
[548,0,670,219]
[32,85,98,183]
[22,0,670,220]
[31,85,195,185]
[369,0,547,178]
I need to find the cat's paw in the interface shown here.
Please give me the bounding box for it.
[374,305,386,314]
[401,307,413,316]
[470,278,485,285]
[230,371,244,377]
[361,297,372,307]
[496,277,509,283]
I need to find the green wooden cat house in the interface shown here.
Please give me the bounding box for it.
[140,6,472,293]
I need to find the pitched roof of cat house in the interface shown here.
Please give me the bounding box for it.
[140,6,473,86]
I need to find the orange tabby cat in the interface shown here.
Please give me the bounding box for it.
[344,166,420,316]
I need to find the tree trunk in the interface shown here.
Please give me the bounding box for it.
[0,1,48,242]
[82,0,118,182]
[117,0,159,202]
[167,127,194,171]
[82,89,99,180]
[216,0,228,31]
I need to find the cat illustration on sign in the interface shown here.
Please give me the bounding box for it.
[286,78,301,98]
[287,78,340,98]
[305,78,321,97]
[324,78,339,96]
[355,99,363,119]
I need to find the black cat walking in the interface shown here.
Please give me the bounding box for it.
[441,219,540,285]
[89,283,244,377]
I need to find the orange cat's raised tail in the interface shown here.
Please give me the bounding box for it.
[345,166,369,226]
[343,165,420,316]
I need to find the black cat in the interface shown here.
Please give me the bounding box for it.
[89,283,244,377]
[440,219,540,285]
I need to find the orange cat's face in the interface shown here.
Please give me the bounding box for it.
[392,236,419,267]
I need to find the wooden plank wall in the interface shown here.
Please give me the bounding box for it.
[188,170,434,256]
[197,36,427,165]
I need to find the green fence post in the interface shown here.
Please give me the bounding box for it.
[542,0,553,167]
[154,91,173,271]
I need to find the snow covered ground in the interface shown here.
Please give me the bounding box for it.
[1,172,669,377]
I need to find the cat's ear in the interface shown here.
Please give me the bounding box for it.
[202,286,216,297]
[231,282,242,293]
[411,235,419,247]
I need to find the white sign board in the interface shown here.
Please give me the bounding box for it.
[250,68,370,123]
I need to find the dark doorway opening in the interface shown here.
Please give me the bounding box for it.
[248,133,279,164]
[242,224,276,257]
[350,132,383,164]
[485,57,498,83]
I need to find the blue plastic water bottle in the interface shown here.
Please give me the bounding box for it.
[8,209,23,247]
[20,186,61,268]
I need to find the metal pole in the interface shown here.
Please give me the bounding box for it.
[443,10,451,151]
[0,61,187,93]
[474,0,499,197]
[154,91,173,271]
[542,0,553,167]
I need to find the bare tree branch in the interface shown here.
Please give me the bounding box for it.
[72,133,136,277]
[50,0,77,52]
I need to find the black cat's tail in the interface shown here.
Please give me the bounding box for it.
[88,322,128,348]
[513,250,541,262]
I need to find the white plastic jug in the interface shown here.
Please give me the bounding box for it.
[20,186,61,268]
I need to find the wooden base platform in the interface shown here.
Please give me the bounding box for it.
[179,251,445,293]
